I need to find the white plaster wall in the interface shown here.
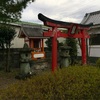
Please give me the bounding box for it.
[89,46,100,57]
[57,37,66,43]
[77,45,100,57]
[44,39,48,47]
[11,26,24,48]
[77,46,82,56]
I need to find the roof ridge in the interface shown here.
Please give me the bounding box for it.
[89,10,100,15]
[81,10,100,25]
[81,13,90,24]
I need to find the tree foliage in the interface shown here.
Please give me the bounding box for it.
[0,0,35,72]
[0,25,16,49]
[45,38,64,51]
[65,38,78,65]
[0,0,35,22]
[0,25,16,72]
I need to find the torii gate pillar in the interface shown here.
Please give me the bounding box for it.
[52,30,57,71]
[81,30,87,65]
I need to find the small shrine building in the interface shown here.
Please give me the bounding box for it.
[18,24,46,60]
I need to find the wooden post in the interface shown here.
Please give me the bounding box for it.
[81,30,87,65]
[52,27,57,72]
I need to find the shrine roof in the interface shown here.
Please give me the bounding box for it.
[18,24,45,38]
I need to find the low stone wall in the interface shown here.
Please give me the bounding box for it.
[0,49,52,73]
[0,49,20,69]
[77,56,100,65]
[0,49,65,73]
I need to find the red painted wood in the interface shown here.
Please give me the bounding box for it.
[51,27,58,72]
[81,30,87,65]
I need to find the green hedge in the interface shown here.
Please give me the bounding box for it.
[96,58,100,67]
[0,66,100,100]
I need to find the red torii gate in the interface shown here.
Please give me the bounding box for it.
[38,13,92,72]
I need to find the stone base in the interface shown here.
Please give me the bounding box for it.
[30,59,51,75]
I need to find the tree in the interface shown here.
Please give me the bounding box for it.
[0,0,35,71]
[0,26,16,49]
[0,0,35,23]
[0,0,35,48]
[45,38,64,51]
[65,38,78,65]
[0,25,16,71]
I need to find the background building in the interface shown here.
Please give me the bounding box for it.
[78,10,100,62]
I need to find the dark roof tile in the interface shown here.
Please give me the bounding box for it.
[81,10,100,25]
[19,25,44,38]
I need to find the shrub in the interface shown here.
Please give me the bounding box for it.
[0,66,100,100]
[96,58,100,67]
[65,38,78,65]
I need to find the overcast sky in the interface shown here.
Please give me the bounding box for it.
[21,0,100,24]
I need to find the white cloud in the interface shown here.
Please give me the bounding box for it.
[61,17,78,23]
[21,10,34,21]
[21,0,100,24]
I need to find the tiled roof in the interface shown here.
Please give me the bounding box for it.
[19,25,44,38]
[81,10,100,25]
[15,21,48,29]
[15,21,40,26]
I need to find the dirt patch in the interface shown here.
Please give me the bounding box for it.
[0,69,19,89]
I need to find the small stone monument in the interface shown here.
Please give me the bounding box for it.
[16,43,32,79]
[60,46,71,68]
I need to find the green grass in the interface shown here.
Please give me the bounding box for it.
[0,66,100,100]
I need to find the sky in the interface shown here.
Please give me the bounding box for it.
[21,0,100,24]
